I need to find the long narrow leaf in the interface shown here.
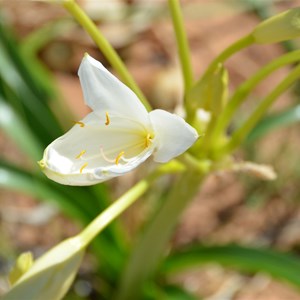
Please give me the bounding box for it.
[21,19,74,57]
[247,105,300,142]
[160,285,198,300]
[162,244,300,288]
[0,22,63,144]
[0,162,84,221]
[0,100,43,161]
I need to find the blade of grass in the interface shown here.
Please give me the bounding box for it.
[0,99,43,162]
[0,161,84,221]
[162,244,300,288]
[246,104,300,142]
[21,19,73,57]
[0,22,63,143]
[223,63,300,154]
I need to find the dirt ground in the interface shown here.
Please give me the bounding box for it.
[1,0,300,299]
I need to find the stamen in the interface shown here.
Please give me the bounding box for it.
[80,163,88,174]
[73,121,85,128]
[105,112,110,126]
[145,133,152,148]
[75,150,86,159]
[115,151,125,165]
[100,147,129,164]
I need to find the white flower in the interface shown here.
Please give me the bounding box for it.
[40,54,198,186]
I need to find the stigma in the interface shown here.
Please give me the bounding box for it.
[145,133,153,148]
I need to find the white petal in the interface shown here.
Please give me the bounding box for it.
[41,112,154,186]
[149,109,198,163]
[78,54,149,125]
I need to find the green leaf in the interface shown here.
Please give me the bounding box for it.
[142,282,198,300]
[21,19,74,56]
[161,244,300,288]
[247,105,300,142]
[160,285,198,300]
[0,100,43,161]
[0,21,63,145]
[187,64,228,113]
[0,161,84,220]
[20,19,75,120]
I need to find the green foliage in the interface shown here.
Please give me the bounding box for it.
[162,244,300,288]
[247,105,300,142]
[159,285,198,300]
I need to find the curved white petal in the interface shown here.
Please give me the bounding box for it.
[78,54,149,125]
[40,112,154,186]
[149,109,198,163]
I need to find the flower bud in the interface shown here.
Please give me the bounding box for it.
[3,236,85,300]
[253,8,300,44]
[194,108,211,132]
[187,63,228,115]
[8,252,33,286]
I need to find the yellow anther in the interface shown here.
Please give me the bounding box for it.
[145,133,152,148]
[115,151,125,165]
[105,112,110,126]
[73,121,85,128]
[75,150,86,159]
[79,163,88,174]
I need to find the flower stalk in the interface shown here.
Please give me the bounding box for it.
[202,34,254,79]
[168,0,194,94]
[115,170,206,300]
[79,161,185,245]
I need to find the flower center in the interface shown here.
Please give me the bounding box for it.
[98,131,154,166]
[74,112,155,173]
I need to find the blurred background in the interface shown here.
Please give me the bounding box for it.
[1,0,300,299]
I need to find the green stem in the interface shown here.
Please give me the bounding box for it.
[115,171,205,300]
[79,161,185,246]
[223,63,300,153]
[168,0,193,93]
[79,179,150,246]
[208,50,300,150]
[203,34,254,79]
[62,0,151,111]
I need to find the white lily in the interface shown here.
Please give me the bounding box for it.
[40,54,198,185]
